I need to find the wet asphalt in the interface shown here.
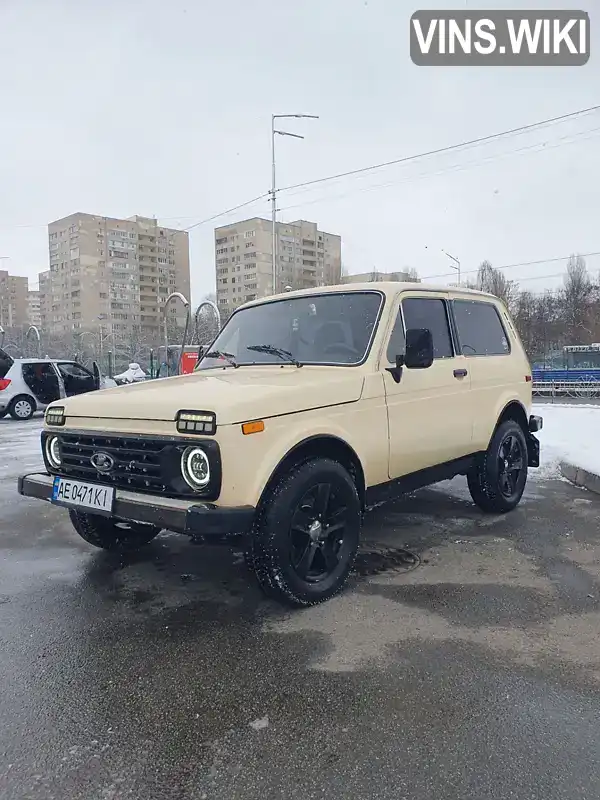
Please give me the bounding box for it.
[1,417,600,800]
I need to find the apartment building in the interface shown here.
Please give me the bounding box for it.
[215,217,341,316]
[42,213,190,344]
[27,291,41,327]
[0,270,29,328]
[342,270,421,283]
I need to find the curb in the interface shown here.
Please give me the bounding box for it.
[559,461,600,496]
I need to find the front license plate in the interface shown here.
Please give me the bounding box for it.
[51,476,115,515]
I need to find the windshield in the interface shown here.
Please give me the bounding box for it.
[197,291,383,369]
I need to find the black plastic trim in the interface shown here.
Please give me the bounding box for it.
[18,472,255,538]
[365,454,479,507]
[526,433,540,468]
[529,415,543,432]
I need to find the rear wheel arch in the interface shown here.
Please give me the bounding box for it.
[490,400,529,443]
[257,434,366,511]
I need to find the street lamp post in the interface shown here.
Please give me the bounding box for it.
[271,114,319,295]
[163,292,190,377]
[442,250,461,286]
[0,257,9,328]
[25,325,41,358]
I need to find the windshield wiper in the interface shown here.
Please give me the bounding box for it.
[203,350,238,368]
[246,344,302,367]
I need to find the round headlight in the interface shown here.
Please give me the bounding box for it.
[181,447,210,490]
[45,435,61,469]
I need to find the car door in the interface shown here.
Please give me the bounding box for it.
[21,362,62,407]
[56,362,97,397]
[450,296,520,450]
[382,291,473,479]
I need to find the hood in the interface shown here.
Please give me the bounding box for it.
[60,366,365,425]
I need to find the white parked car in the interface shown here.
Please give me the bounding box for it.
[0,349,103,420]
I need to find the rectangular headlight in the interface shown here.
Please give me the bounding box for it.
[45,406,66,427]
[176,410,216,435]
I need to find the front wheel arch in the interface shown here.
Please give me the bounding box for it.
[257,434,366,513]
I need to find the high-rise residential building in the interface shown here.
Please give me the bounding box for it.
[27,290,41,327]
[38,271,51,330]
[41,213,191,344]
[0,270,29,329]
[215,217,341,316]
[342,270,421,284]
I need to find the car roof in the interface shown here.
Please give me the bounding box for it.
[239,281,499,309]
[12,358,63,364]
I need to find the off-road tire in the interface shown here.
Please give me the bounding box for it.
[68,510,161,552]
[247,457,361,607]
[9,395,35,420]
[467,420,528,514]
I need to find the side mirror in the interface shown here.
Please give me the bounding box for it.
[404,328,434,369]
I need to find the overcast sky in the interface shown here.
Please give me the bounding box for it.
[1,0,598,301]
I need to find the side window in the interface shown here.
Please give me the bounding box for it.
[402,298,453,359]
[453,300,510,356]
[386,308,406,363]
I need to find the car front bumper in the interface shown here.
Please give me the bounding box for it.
[18,472,255,539]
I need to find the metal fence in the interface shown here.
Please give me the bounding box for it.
[532,369,600,399]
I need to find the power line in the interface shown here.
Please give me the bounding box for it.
[0,195,270,233]
[278,104,600,194]
[2,105,599,236]
[277,126,600,215]
[422,251,600,282]
[183,192,269,231]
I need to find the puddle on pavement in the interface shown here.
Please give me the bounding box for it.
[353,544,421,577]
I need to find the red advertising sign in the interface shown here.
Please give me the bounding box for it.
[181,351,198,374]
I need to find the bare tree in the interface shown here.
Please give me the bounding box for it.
[404,267,420,283]
[468,260,517,309]
[560,254,594,344]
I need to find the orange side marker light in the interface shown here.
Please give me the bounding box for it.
[242,420,265,435]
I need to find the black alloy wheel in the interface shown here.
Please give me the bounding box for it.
[497,433,525,499]
[289,481,351,584]
[467,419,529,513]
[248,458,361,606]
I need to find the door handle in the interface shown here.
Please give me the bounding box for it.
[453,368,468,378]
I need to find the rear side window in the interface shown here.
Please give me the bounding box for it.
[453,300,510,356]
[402,297,453,359]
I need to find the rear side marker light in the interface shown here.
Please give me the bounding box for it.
[0,379,10,391]
[525,375,532,382]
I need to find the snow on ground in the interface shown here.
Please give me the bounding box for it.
[0,416,44,481]
[534,403,600,479]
